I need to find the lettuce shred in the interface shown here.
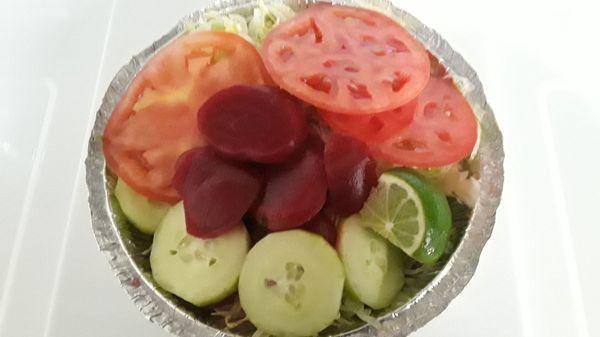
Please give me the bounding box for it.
[416,159,481,208]
[210,298,249,331]
[248,1,296,43]
[193,1,296,45]
[337,296,387,332]
[196,11,250,37]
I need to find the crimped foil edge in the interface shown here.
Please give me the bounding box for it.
[85,1,504,336]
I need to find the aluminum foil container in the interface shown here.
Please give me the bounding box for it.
[85,0,504,336]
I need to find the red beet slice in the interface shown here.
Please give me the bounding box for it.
[255,137,327,231]
[198,85,308,163]
[324,133,378,216]
[172,148,201,196]
[303,213,337,246]
[172,147,263,238]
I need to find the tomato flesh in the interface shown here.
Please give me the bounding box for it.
[318,99,416,144]
[103,31,272,203]
[263,5,430,115]
[373,77,478,167]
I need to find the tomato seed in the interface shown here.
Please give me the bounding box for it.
[347,81,372,99]
[302,74,333,94]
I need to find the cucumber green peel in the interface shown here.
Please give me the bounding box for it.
[337,216,404,309]
[114,179,170,234]
[239,230,344,337]
[150,203,250,306]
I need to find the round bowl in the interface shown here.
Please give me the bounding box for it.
[85,0,504,336]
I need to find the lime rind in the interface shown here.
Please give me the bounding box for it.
[360,174,426,255]
[398,170,452,264]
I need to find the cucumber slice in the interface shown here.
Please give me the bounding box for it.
[150,202,249,306]
[338,216,404,309]
[114,179,170,234]
[239,230,344,337]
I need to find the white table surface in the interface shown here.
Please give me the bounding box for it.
[1,0,599,336]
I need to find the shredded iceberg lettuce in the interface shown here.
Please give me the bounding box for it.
[416,160,481,208]
[193,1,296,45]
[195,11,250,37]
[210,298,248,331]
[338,296,387,332]
[350,0,394,16]
[249,1,296,43]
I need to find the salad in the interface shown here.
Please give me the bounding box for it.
[103,2,480,337]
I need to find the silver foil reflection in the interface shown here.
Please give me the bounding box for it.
[85,0,504,336]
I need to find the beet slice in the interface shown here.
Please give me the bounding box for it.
[172,148,200,196]
[198,85,308,163]
[172,147,263,238]
[324,133,378,216]
[255,136,327,231]
[303,213,337,246]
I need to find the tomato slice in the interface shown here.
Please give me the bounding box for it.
[263,5,430,115]
[372,77,478,168]
[318,99,416,143]
[103,31,272,203]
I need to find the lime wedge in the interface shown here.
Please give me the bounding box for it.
[360,169,452,264]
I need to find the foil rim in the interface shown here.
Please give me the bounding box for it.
[85,1,504,336]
